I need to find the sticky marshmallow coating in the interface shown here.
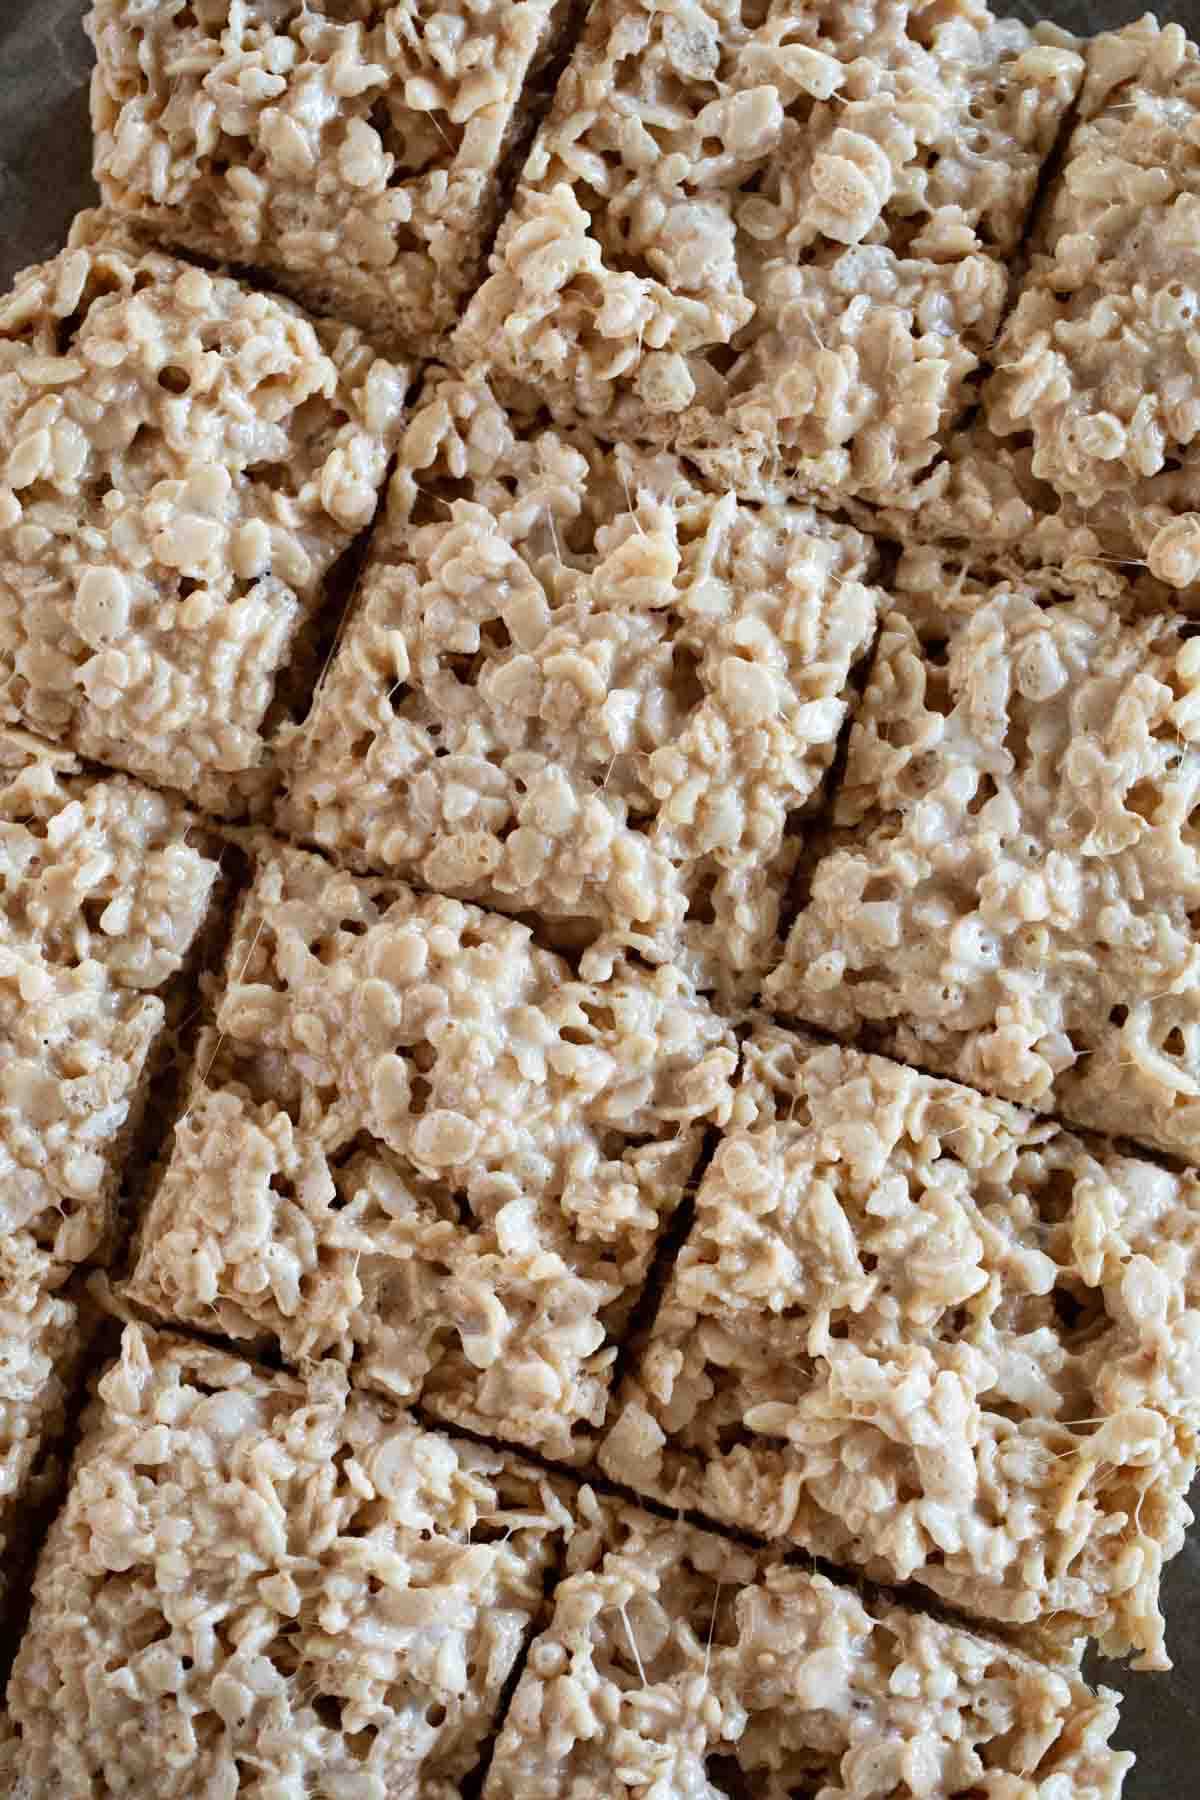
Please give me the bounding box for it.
[128,843,737,1462]
[602,1026,1200,1668]
[457,0,1082,503]
[0,218,408,813]
[87,0,572,348]
[484,1489,1132,1799]
[278,368,880,1003]
[5,1325,573,1799]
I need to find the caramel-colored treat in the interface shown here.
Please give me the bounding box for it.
[0,728,220,1614]
[278,368,880,1003]
[602,1026,1200,1669]
[127,842,737,1462]
[982,17,1200,591]
[0,218,408,814]
[456,0,1082,505]
[87,0,573,350]
[484,1489,1132,1798]
[5,1324,572,1798]
[767,572,1200,1160]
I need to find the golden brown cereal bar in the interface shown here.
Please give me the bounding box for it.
[484,1488,1132,1798]
[456,0,1082,505]
[0,217,409,813]
[601,1026,1200,1668]
[86,0,575,350]
[126,841,737,1462]
[767,573,1200,1160]
[5,1323,573,1797]
[980,17,1200,591]
[277,366,881,1005]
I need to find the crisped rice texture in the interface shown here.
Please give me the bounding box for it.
[87,0,571,349]
[484,1490,1132,1799]
[889,542,1186,631]
[0,723,218,1265]
[601,1026,1200,1669]
[847,424,1165,603]
[455,0,1082,504]
[766,579,1200,1161]
[5,1324,573,1800]
[0,217,408,813]
[0,729,218,1613]
[127,843,737,1462]
[983,16,1200,590]
[278,368,880,1003]
[854,418,1200,604]
[853,537,1186,641]
[0,1253,86,1628]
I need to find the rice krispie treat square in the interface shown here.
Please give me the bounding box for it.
[87,0,575,350]
[484,1490,1132,1798]
[277,369,881,1003]
[455,0,1083,506]
[5,1323,573,1798]
[0,218,408,814]
[765,570,1200,1159]
[601,1027,1200,1669]
[0,728,220,1609]
[980,16,1200,593]
[127,842,737,1463]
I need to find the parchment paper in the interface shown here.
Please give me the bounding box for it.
[0,1,1197,1790]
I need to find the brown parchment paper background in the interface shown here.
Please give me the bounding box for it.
[0,1,1197,1790]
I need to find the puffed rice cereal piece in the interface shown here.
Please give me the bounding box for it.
[0,727,220,1617]
[87,0,574,350]
[127,842,737,1463]
[4,1323,573,1798]
[484,1488,1132,1798]
[602,1025,1200,1669]
[277,368,881,1003]
[0,216,409,814]
[984,16,1200,590]
[767,572,1200,1160]
[456,0,1083,505]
